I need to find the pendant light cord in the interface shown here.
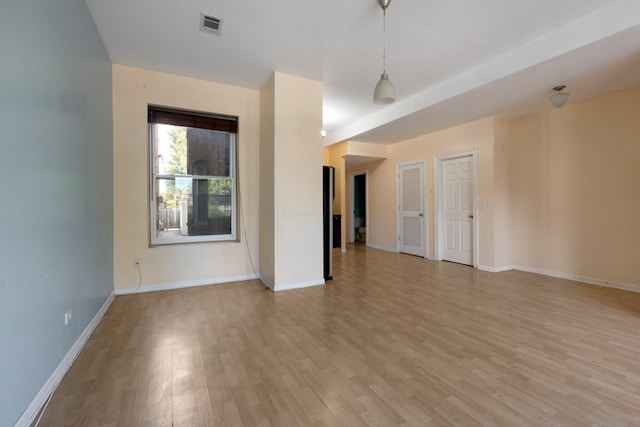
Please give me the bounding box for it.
[382,8,387,75]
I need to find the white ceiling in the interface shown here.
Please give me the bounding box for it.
[86,0,640,146]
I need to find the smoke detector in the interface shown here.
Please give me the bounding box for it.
[200,13,222,35]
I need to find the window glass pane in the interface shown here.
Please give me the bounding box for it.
[154,177,232,238]
[155,125,231,177]
[155,124,188,175]
[186,128,231,177]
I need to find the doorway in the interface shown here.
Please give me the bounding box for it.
[435,149,478,266]
[349,171,367,244]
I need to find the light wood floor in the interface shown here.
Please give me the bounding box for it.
[38,244,640,426]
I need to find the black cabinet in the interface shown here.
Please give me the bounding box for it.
[323,167,334,280]
[333,215,341,248]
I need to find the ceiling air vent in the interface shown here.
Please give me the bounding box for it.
[200,13,222,35]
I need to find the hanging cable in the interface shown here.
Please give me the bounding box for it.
[236,176,259,280]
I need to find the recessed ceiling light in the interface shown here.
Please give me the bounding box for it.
[549,85,569,108]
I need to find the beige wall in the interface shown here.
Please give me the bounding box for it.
[506,87,640,285]
[112,64,261,290]
[259,75,276,284]
[334,87,640,287]
[362,117,497,262]
[327,143,348,249]
[347,141,388,158]
[329,147,345,216]
[322,146,331,165]
[493,116,512,268]
[112,62,640,290]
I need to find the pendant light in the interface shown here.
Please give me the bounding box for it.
[549,85,570,108]
[373,0,396,104]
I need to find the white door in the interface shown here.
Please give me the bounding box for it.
[398,162,425,256]
[442,156,473,265]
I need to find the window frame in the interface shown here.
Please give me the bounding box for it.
[148,105,238,246]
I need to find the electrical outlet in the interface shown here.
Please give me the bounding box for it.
[134,258,141,268]
[65,309,72,325]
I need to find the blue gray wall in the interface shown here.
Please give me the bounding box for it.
[0,0,113,425]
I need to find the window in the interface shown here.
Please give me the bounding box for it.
[148,106,238,245]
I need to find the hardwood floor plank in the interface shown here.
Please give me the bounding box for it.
[36,244,640,426]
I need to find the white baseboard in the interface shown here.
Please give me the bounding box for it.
[475,264,639,293]
[259,274,324,292]
[115,274,259,295]
[478,264,515,273]
[366,243,399,253]
[512,265,640,293]
[273,278,325,292]
[259,274,274,291]
[15,292,116,427]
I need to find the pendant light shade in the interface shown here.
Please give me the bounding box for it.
[373,0,395,104]
[374,73,395,104]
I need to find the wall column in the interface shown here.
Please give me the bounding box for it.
[260,72,324,290]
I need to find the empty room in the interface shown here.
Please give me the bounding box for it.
[2,0,640,426]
